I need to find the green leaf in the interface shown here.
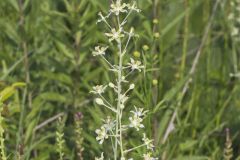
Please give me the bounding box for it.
[0,86,15,102]
[55,41,74,59]
[179,140,198,151]
[8,0,19,11]
[39,92,67,103]
[12,82,26,88]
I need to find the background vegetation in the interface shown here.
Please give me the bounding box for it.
[0,0,240,159]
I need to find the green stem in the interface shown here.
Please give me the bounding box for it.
[0,105,7,160]
[116,14,124,159]
[180,0,189,79]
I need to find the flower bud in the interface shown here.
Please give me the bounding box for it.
[109,82,115,88]
[154,32,160,38]
[142,45,149,51]
[95,98,104,105]
[129,84,135,89]
[120,104,125,109]
[74,112,83,121]
[133,51,140,58]
[153,18,159,24]
[152,79,158,86]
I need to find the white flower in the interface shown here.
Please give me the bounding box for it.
[127,2,141,12]
[102,116,115,131]
[118,94,129,109]
[105,28,124,42]
[131,106,148,117]
[97,12,110,23]
[128,58,144,72]
[129,115,144,131]
[142,133,154,150]
[95,98,104,106]
[92,46,108,56]
[95,126,108,144]
[143,153,158,160]
[129,107,148,131]
[91,85,107,94]
[95,152,104,160]
[120,94,128,104]
[110,0,128,15]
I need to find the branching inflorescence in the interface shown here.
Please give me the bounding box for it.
[91,0,157,159]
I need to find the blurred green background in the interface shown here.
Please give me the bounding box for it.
[0,0,240,159]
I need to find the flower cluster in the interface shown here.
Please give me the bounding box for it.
[142,134,154,150]
[90,85,107,95]
[95,152,104,160]
[91,0,157,159]
[95,126,109,144]
[129,107,148,131]
[143,153,158,160]
[74,112,84,159]
[92,46,108,56]
[128,58,145,72]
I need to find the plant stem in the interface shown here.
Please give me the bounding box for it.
[0,106,7,160]
[116,37,124,160]
[124,143,147,153]
[180,0,189,79]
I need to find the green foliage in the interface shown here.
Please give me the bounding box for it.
[0,0,240,159]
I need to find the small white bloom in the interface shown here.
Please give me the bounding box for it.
[127,2,141,12]
[95,98,104,106]
[110,0,128,15]
[128,58,144,72]
[129,115,144,131]
[95,126,108,144]
[95,152,104,160]
[131,106,148,117]
[129,107,148,131]
[119,94,129,104]
[97,12,110,23]
[92,46,108,56]
[102,116,115,131]
[91,85,107,94]
[105,28,124,42]
[143,153,158,160]
[142,133,154,150]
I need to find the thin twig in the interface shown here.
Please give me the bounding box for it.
[34,113,64,132]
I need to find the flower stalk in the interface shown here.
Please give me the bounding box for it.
[91,1,157,159]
